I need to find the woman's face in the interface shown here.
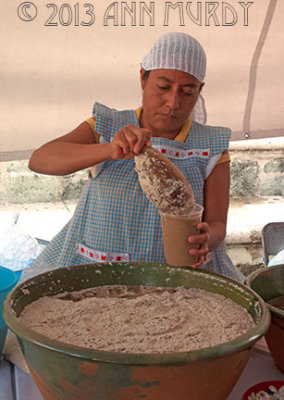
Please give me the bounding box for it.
[140,68,203,139]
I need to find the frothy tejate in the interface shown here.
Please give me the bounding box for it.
[161,204,203,267]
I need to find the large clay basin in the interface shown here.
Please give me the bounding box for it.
[3,262,270,400]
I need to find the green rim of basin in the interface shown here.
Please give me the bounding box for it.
[3,262,270,366]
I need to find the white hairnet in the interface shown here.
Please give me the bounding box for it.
[141,32,207,83]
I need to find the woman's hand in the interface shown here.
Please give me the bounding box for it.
[109,125,152,160]
[188,222,210,268]
[28,121,152,176]
[187,160,230,268]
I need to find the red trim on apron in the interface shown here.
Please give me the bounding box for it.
[76,243,129,263]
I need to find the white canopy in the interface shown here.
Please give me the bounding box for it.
[0,0,283,159]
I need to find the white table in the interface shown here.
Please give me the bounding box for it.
[1,344,283,400]
[228,345,284,399]
[0,358,42,400]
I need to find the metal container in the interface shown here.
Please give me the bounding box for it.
[3,263,270,400]
[247,264,284,373]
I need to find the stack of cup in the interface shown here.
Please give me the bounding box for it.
[160,203,204,267]
[0,266,18,356]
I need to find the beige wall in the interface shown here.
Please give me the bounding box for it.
[1,0,283,155]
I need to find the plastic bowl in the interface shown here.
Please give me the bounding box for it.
[241,380,284,399]
[3,262,270,400]
[0,266,18,356]
[247,264,284,373]
[15,270,23,280]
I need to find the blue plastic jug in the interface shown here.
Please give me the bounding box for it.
[0,266,18,356]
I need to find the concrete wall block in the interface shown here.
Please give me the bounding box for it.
[227,244,263,267]
[6,161,29,173]
[6,174,58,203]
[0,171,2,203]
[264,158,284,174]
[61,175,88,201]
[230,160,259,196]
[260,176,284,196]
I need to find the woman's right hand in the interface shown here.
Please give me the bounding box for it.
[109,125,152,160]
[28,122,152,176]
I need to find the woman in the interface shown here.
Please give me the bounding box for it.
[28,32,244,282]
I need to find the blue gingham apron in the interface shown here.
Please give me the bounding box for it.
[29,102,244,282]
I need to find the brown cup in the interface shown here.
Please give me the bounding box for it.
[160,204,204,267]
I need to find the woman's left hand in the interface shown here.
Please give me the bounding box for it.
[188,222,210,268]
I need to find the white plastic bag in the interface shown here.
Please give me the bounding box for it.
[268,249,284,267]
[0,214,38,272]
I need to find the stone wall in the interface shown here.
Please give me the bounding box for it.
[229,143,284,197]
[0,161,88,205]
[0,138,283,205]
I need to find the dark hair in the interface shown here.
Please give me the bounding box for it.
[143,70,151,81]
